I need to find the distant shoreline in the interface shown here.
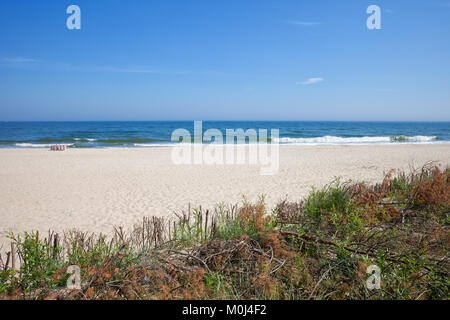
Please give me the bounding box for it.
[2,141,450,149]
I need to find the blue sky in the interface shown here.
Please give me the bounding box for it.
[0,0,449,121]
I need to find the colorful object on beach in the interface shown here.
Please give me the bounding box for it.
[50,145,66,151]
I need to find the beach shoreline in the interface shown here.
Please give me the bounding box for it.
[1,144,450,247]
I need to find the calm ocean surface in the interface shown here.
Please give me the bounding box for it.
[0,121,449,148]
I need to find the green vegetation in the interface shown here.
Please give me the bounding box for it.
[1,163,448,300]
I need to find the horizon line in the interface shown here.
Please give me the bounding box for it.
[1,120,450,123]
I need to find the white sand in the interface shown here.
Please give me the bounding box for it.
[1,144,449,247]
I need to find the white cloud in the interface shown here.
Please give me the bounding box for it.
[3,57,37,63]
[284,20,322,26]
[91,65,161,74]
[0,57,41,70]
[0,57,250,78]
[300,77,324,85]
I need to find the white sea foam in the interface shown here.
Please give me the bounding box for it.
[16,143,74,148]
[134,143,175,147]
[133,135,440,147]
[272,135,438,145]
[14,136,439,148]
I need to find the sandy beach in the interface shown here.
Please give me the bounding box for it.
[1,144,449,247]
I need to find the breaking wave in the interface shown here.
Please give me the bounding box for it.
[273,135,438,145]
[16,143,74,148]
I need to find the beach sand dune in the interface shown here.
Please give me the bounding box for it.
[1,144,449,247]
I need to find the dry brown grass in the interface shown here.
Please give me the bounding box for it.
[1,163,448,300]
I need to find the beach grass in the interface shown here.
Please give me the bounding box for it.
[0,163,448,300]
